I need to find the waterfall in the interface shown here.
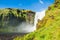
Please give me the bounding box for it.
[20,10,46,33]
[33,10,46,31]
[11,10,46,33]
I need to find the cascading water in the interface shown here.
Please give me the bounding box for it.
[18,10,46,33]
[33,10,46,31]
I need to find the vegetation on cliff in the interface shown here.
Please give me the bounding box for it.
[13,0,60,40]
[0,8,35,32]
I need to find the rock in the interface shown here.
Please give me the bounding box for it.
[0,8,35,32]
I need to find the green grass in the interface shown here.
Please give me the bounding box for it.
[13,0,60,40]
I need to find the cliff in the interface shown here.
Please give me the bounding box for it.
[0,8,35,32]
[14,0,60,40]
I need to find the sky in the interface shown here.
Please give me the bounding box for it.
[0,0,54,12]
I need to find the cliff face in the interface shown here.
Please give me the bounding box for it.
[14,0,60,40]
[0,8,35,32]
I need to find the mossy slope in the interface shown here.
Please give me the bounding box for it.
[13,0,60,40]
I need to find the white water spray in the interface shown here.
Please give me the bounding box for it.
[13,10,46,33]
[33,10,46,31]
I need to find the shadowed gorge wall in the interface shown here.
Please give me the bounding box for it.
[0,8,35,33]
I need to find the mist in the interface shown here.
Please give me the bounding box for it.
[3,10,46,33]
[15,10,46,33]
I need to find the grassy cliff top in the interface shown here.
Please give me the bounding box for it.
[0,8,35,17]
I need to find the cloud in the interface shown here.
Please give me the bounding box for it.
[39,0,44,4]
